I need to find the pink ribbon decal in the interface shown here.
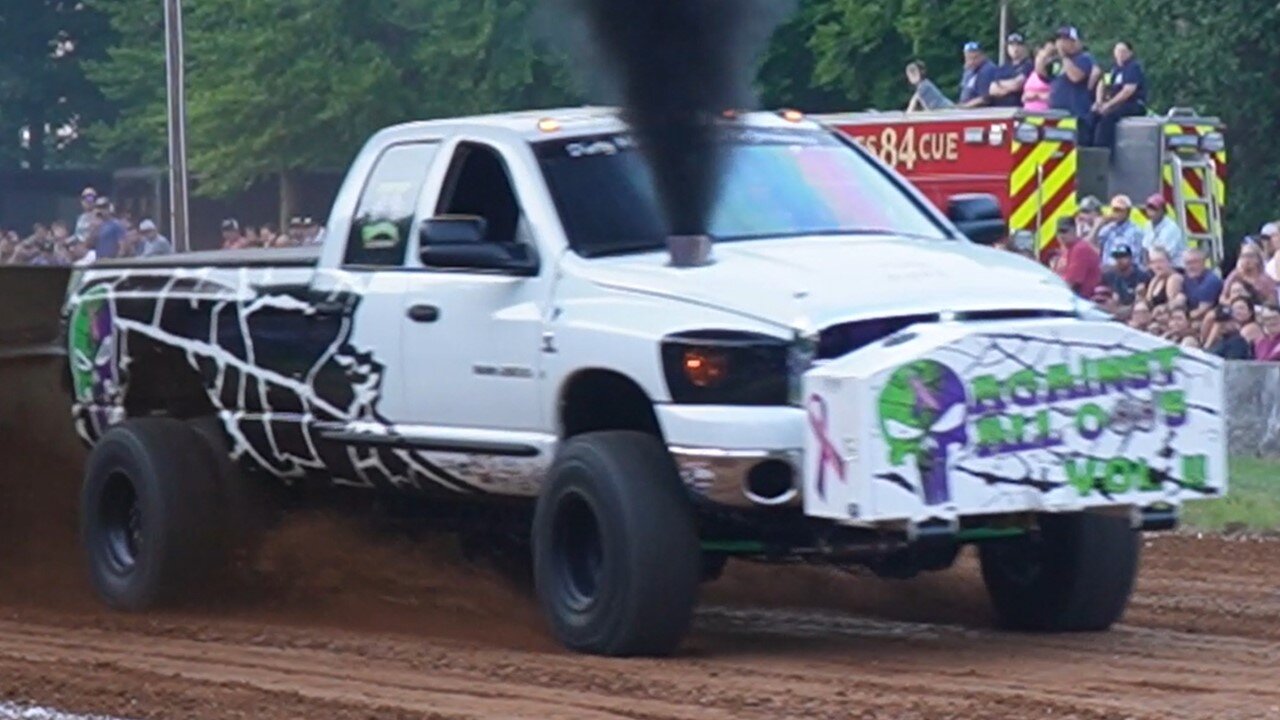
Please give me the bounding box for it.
[808,393,845,500]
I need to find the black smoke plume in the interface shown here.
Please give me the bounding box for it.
[559,0,793,237]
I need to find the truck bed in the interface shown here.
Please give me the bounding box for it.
[97,245,321,269]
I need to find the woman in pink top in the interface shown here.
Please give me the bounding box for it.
[1022,41,1054,111]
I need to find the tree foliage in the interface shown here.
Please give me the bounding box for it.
[45,0,1280,240]
[0,0,112,169]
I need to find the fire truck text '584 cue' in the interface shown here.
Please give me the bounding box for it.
[819,107,1226,265]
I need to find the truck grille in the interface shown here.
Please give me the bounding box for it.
[816,309,1073,360]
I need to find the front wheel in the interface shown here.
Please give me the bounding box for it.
[979,511,1140,632]
[533,431,701,657]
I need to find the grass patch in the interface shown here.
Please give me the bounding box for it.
[1181,457,1280,532]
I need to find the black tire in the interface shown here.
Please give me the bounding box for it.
[979,511,1140,632]
[533,431,700,657]
[81,418,228,610]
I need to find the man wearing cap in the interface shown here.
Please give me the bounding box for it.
[1141,194,1186,269]
[1049,26,1096,123]
[1101,244,1152,309]
[988,33,1033,108]
[74,187,99,243]
[1097,195,1146,271]
[1055,215,1101,298]
[138,219,173,257]
[958,41,999,108]
[1075,195,1105,244]
[93,197,126,260]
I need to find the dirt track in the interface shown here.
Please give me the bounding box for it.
[2,360,1280,719]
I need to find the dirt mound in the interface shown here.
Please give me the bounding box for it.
[230,511,549,649]
[705,551,994,628]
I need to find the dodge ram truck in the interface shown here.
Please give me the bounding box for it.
[64,107,1227,657]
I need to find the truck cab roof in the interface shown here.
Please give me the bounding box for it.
[371,106,827,144]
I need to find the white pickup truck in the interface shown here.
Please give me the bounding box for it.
[64,107,1226,656]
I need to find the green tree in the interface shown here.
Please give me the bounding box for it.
[87,0,579,216]
[0,0,112,169]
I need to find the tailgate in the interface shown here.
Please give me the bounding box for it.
[802,319,1226,524]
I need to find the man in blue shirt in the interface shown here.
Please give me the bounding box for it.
[988,33,1034,108]
[1091,40,1147,149]
[1049,26,1096,121]
[1096,194,1146,270]
[93,197,126,260]
[958,41,999,107]
[1182,248,1224,319]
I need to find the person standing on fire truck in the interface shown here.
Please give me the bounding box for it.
[989,33,1033,107]
[959,41,998,107]
[1049,26,1096,127]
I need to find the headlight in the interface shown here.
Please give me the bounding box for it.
[661,330,806,406]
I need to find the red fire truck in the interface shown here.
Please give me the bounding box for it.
[816,107,1226,265]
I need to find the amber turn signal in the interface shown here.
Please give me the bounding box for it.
[682,348,729,388]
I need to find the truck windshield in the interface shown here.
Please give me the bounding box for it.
[535,127,950,257]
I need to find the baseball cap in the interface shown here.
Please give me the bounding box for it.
[1111,244,1134,258]
[1078,195,1103,213]
[139,219,157,232]
[963,41,981,52]
[93,196,111,209]
[1056,25,1081,41]
[221,218,240,231]
[1109,194,1133,211]
[1006,32,1025,44]
[1145,194,1167,210]
[1260,222,1279,237]
[289,216,304,227]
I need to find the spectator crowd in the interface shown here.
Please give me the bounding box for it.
[0,186,323,267]
[907,23,1146,148]
[1041,188,1280,362]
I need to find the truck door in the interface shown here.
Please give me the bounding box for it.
[395,139,550,446]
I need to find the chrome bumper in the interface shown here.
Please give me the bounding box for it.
[670,446,802,509]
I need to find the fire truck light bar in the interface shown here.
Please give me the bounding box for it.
[1043,127,1075,143]
[1201,132,1225,153]
[1013,123,1040,144]
[1167,134,1200,150]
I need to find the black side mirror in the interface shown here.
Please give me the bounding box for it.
[946,193,1006,246]
[419,215,537,276]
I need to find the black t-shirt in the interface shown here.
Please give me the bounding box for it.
[1209,332,1252,360]
[1104,59,1147,114]
[992,58,1034,107]
[1102,266,1152,305]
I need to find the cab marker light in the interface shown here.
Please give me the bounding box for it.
[1013,123,1041,144]
[537,118,561,133]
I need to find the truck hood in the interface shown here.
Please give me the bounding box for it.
[574,235,1079,331]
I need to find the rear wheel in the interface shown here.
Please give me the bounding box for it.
[81,418,229,609]
[533,431,700,656]
[979,511,1140,632]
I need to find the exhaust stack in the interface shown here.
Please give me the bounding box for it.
[666,235,714,268]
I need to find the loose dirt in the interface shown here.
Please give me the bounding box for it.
[2,358,1278,719]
